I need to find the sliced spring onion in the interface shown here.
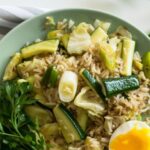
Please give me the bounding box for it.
[58,71,78,102]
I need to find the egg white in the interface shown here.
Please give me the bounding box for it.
[109,120,150,150]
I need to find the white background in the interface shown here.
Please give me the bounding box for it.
[0,0,150,33]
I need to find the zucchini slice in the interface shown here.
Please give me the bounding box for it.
[80,69,105,100]
[91,26,108,44]
[3,53,22,81]
[47,30,64,40]
[35,93,56,109]
[101,75,140,97]
[41,66,59,87]
[121,38,135,76]
[76,108,88,131]
[40,123,60,139]
[21,40,59,58]
[61,33,70,49]
[97,42,116,71]
[142,52,150,78]
[53,104,86,143]
[25,105,53,126]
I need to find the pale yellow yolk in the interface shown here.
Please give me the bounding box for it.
[110,126,150,150]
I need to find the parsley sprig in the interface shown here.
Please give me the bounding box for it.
[0,80,47,150]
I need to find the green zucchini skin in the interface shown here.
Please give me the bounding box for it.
[102,75,140,97]
[41,67,52,86]
[59,104,86,140]
[41,66,58,87]
[81,69,105,100]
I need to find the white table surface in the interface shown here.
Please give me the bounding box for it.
[0,0,150,33]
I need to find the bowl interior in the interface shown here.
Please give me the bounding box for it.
[0,9,150,79]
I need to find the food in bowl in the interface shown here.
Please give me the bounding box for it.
[0,17,150,150]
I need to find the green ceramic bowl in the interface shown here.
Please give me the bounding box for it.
[0,8,150,79]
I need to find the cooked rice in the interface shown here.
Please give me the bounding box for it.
[17,45,150,149]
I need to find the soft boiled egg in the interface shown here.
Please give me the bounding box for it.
[109,120,150,150]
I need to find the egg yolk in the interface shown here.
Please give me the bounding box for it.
[110,126,150,150]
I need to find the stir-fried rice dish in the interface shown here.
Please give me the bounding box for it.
[0,17,150,150]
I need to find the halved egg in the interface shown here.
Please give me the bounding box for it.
[109,120,150,150]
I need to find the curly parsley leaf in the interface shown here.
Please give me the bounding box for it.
[0,80,47,150]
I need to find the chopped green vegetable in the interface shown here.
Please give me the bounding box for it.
[91,27,108,44]
[77,22,94,33]
[74,87,105,117]
[21,40,59,58]
[40,123,60,140]
[67,24,91,54]
[3,53,22,81]
[133,60,143,71]
[112,26,132,39]
[41,66,59,87]
[53,104,86,143]
[58,71,78,103]
[61,33,70,49]
[35,94,56,109]
[142,52,150,78]
[25,105,53,126]
[26,76,35,85]
[93,19,111,32]
[0,80,47,150]
[97,42,116,71]
[116,41,123,58]
[47,30,64,40]
[45,16,56,30]
[121,38,135,76]
[80,69,105,100]
[101,75,140,97]
[76,108,88,131]
[109,37,120,51]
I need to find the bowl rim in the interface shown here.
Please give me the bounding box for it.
[0,8,150,44]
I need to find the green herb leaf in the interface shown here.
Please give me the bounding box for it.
[0,80,47,150]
